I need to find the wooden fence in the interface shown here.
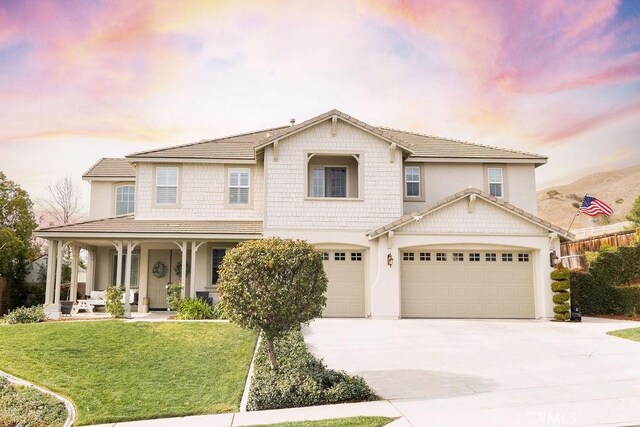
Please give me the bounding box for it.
[561,229,638,270]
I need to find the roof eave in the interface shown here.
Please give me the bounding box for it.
[125,157,256,164]
[405,156,548,165]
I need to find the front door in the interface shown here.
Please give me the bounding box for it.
[147,250,172,309]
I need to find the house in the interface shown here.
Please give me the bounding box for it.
[35,109,573,319]
[24,255,86,295]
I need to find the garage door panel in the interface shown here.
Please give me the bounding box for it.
[401,249,534,319]
[322,251,365,318]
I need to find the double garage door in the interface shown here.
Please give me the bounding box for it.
[321,250,365,318]
[401,249,535,318]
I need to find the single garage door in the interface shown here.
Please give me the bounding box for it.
[401,249,534,318]
[321,250,365,318]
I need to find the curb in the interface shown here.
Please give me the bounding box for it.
[240,333,262,412]
[0,369,76,427]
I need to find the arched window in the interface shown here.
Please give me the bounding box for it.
[115,185,135,215]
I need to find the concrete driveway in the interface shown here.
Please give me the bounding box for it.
[303,318,640,426]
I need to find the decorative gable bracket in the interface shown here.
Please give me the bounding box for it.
[273,140,279,162]
[389,143,397,163]
[331,116,338,136]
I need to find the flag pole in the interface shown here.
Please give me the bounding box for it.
[567,194,587,233]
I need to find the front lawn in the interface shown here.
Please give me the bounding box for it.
[608,327,640,342]
[247,416,397,427]
[0,321,257,425]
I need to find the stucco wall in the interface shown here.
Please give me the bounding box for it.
[403,162,538,215]
[264,120,403,231]
[89,181,135,219]
[135,162,264,220]
[400,198,546,235]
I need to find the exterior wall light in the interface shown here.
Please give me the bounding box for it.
[549,250,559,267]
[387,253,394,267]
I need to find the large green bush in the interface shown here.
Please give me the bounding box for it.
[247,329,376,411]
[589,245,640,287]
[218,238,327,370]
[176,298,214,320]
[571,271,640,316]
[0,377,67,427]
[4,305,46,324]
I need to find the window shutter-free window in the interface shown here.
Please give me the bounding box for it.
[115,185,135,215]
[325,167,347,198]
[156,167,178,204]
[405,166,421,197]
[488,168,503,198]
[229,169,250,204]
[111,253,140,288]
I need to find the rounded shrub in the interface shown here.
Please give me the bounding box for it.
[552,293,570,304]
[550,268,570,281]
[553,304,570,314]
[554,312,570,321]
[176,298,214,320]
[551,281,570,292]
[105,286,124,318]
[4,305,46,324]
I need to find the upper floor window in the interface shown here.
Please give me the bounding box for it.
[404,166,421,197]
[156,167,178,205]
[228,168,250,205]
[307,153,360,199]
[488,167,503,198]
[115,185,135,215]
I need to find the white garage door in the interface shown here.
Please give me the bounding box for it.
[401,249,534,318]
[321,250,365,318]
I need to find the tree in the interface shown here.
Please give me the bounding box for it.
[39,174,83,226]
[627,195,640,228]
[217,238,328,370]
[0,172,38,309]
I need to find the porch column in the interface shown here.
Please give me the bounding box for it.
[190,241,206,299]
[86,249,96,294]
[124,241,136,318]
[54,240,64,305]
[70,246,79,302]
[181,241,187,298]
[114,241,123,288]
[44,240,56,305]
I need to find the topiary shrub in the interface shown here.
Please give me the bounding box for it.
[247,328,376,411]
[105,286,124,318]
[551,266,570,321]
[165,283,183,311]
[4,305,46,324]
[176,298,214,320]
[218,238,328,370]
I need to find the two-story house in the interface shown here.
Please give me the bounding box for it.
[35,109,573,319]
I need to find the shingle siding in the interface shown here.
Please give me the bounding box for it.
[264,120,403,230]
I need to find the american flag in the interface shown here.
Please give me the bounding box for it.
[579,195,613,217]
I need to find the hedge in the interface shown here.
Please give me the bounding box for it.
[571,271,640,316]
[247,328,376,411]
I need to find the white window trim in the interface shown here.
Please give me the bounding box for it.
[226,167,252,208]
[486,166,505,199]
[404,165,422,199]
[304,151,363,201]
[114,184,135,216]
[154,166,180,207]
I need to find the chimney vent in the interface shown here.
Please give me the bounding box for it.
[290,118,296,127]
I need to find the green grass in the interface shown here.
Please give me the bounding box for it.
[0,321,257,425]
[246,416,397,427]
[608,327,640,342]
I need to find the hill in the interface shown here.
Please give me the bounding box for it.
[537,164,640,230]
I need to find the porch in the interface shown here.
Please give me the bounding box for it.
[33,215,263,318]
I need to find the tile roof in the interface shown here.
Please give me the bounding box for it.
[121,109,546,164]
[126,127,289,160]
[35,215,263,237]
[83,158,136,179]
[378,128,547,161]
[367,187,574,240]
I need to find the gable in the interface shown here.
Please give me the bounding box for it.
[396,197,547,235]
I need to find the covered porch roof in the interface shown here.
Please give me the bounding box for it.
[34,214,263,240]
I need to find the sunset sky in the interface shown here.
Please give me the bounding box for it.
[1,0,639,211]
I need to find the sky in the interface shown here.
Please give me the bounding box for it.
[0,0,639,213]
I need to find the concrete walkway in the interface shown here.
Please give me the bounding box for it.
[304,317,640,426]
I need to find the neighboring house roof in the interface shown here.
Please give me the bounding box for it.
[379,128,547,163]
[34,215,263,239]
[121,109,545,165]
[126,127,288,161]
[367,187,575,241]
[83,158,136,180]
